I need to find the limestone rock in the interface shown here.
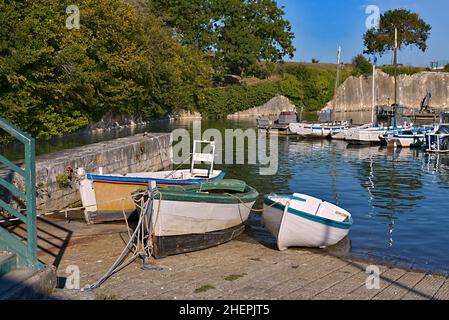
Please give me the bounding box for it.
[227,95,296,119]
[325,71,449,124]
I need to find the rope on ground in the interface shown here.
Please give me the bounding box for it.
[85,187,157,290]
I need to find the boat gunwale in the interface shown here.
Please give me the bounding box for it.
[264,194,353,230]
[86,171,226,185]
[133,184,259,204]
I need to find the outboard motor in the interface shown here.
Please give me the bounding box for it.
[437,125,449,150]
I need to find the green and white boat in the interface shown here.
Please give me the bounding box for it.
[132,179,259,258]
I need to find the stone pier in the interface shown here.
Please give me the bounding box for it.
[20,217,449,301]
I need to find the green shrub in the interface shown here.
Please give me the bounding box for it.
[380,66,423,76]
[445,64,449,72]
[352,54,372,76]
[198,63,350,116]
[56,174,71,188]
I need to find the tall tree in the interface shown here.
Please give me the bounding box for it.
[363,9,431,107]
[363,9,431,57]
[151,0,295,76]
[0,0,212,139]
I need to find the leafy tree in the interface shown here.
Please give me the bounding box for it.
[352,54,372,75]
[0,0,211,139]
[363,9,431,57]
[311,58,320,64]
[151,0,295,76]
[445,64,449,72]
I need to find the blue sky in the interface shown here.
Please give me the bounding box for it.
[278,0,449,66]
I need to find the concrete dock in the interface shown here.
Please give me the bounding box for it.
[7,215,449,300]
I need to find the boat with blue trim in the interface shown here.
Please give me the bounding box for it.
[78,140,225,224]
[382,127,433,148]
[262,193,353,250]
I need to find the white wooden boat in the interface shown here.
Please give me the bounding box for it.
[78,140,225,224]
[331,124,373,140]
[346,124,413,145]
[132,180,259,258]
[289,123,348,138]
[345,126,387,145]
[263,193,353,250]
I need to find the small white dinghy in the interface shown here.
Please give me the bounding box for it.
[263,193,353,250]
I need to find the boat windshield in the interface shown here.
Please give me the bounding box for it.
[441,113,449,124]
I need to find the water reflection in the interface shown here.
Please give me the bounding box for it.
[2,119,449,273]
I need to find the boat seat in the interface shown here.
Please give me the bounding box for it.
[291,193,323,215]
[316,202,349,222]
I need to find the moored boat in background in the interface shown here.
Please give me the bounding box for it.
[331,124,373,140]
[289,122,348,138]
[382,127,432,148]
[425,112,449,153]
[345,124,412,145]
[257,111,298,135]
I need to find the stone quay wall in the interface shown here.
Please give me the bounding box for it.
[0,133,172,213]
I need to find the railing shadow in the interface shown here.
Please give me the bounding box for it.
[3,216,72,268]
[322,248,445,300]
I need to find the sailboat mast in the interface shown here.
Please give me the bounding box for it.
[372,64,376,124]
[333,46,342,122]
[393,28,398,119]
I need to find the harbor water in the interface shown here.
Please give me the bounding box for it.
[2,118,449,274]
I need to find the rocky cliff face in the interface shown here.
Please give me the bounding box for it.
[227,95,296,119]
[325,71,449,124]
[87,111,149,131]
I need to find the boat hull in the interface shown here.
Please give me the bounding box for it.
[153,224,245,259]
[263,196,352,250]
[289,124,346,138]
[79,169,225,224]
[331,125,373,140]
[150,198,255,237]
[346,130,384,145]
[133,181,258,258]
[385,135,425,148]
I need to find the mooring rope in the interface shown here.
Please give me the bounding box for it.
[86,187,158,290]
[224,192,279,212]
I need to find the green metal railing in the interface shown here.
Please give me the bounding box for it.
[0,116,42,269]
